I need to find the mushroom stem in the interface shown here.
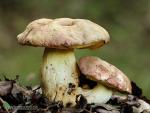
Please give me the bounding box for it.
[41,48,79,105]
[81,84,113,104]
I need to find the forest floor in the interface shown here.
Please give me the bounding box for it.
[0,76,150,113]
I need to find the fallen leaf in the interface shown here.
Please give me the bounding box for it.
[0,81,13,96]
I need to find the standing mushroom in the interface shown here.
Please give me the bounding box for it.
[17,18,110,106]
[78,56,132,104]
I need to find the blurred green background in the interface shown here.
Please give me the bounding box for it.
[0,0,150,97]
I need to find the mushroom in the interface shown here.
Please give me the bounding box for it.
[17,18,110,106]
[78,56,132,104]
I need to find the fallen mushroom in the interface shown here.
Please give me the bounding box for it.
[78,56,132,104]
[17,18,110,106]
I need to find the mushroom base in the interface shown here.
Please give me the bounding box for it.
[41,48,79,106]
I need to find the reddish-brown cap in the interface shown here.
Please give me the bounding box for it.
[17,18,110,49]
[79,56,132,93]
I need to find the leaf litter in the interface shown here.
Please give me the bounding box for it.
[0,75,150,113]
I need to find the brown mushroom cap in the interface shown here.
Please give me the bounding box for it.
[17,18,110,49]
[79,56,132,93]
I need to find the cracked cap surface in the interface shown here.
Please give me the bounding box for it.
[79,56,132,93]
[17,18,110,49]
